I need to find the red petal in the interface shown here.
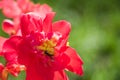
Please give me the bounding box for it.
[0,63,4,73]
[3,36,22,52]
[56,36,69,51]
[4,51,18,63]
[53,70,69,80]
[52,52,70,71]
[52,20,71,38]
[20,14,32,36]
[32,17,42,32]
[43,12,55,33]
[26,61,68,80]
[65,47,84,76]
[20,13,42,36]
[2,19,15,35]
[26,59,54,80]
[26,63,68,80]
[0,37,7,55]
[3,36,22,62]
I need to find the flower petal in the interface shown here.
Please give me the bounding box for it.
[3,36,22,62]
[0,37,7,55]
[52,20,71,38]
[52,51,70,71]
[65,47,83,76]
[20,13,32,36]
[2,19,15,35]
[17,0,33,12]
[43,12,55,33]
[20,13,43,36]
[2,0,21,18]
[39,4,52,14]
[33,4,53,20]
[53,70,69,80]
[26,59,54,80]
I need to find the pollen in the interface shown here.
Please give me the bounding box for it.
[36,39,56,56]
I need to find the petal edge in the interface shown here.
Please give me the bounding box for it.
[65,47,84,76]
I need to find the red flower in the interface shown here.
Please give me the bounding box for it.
[3,13,83,80]
[0,0,52,35]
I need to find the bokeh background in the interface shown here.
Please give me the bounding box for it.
[0,0,120,80]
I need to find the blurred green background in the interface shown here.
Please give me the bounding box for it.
[0,0,120,80]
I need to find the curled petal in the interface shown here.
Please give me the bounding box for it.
[65,47,83,76]
[2,19,15,35]
[52,20,71,38]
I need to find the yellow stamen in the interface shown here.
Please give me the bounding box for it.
[36,39,56,56]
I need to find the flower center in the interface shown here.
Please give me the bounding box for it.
[36,39,56,56]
